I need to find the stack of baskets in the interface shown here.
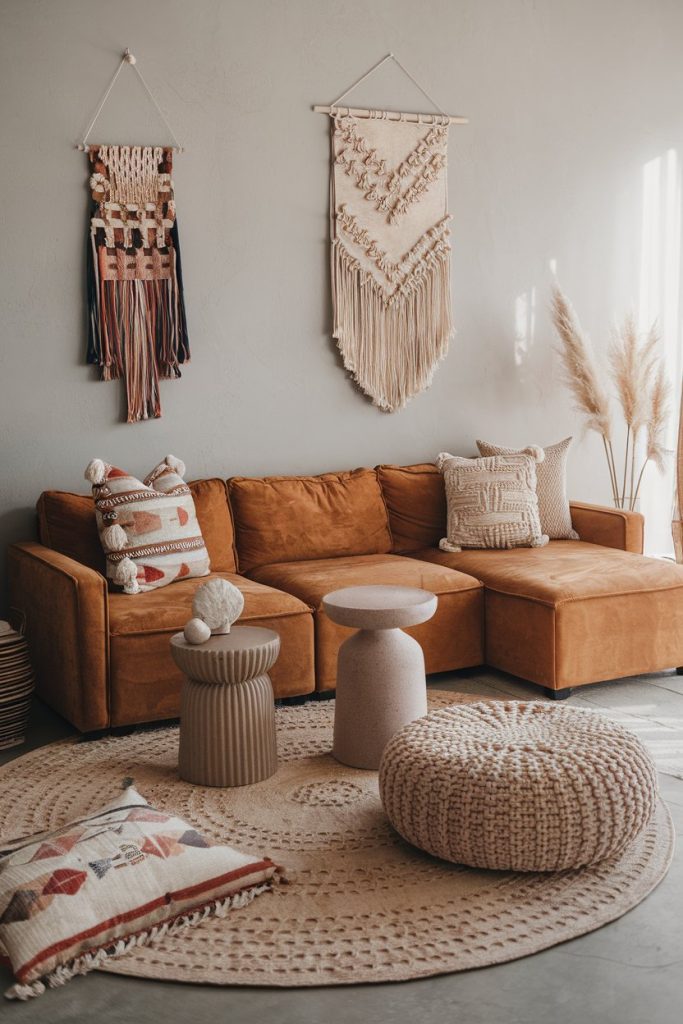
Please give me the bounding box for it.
[0,620,34,750]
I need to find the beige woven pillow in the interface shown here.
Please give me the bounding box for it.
[476,437,578,540]
[436,449,549,553]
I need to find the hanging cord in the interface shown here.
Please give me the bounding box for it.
[78,49,184,152]
[330,52,446,116]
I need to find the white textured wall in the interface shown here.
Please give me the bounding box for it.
[2,0,683,606]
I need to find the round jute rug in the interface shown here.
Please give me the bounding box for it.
[0,692,674,987]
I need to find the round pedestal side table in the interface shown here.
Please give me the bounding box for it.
[170,626,280,787]
[322,585,437,770]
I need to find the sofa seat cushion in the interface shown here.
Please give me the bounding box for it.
[250,554,484,689]
[413,541,683,688]
[228,468,392,573]
[108,573,314,725]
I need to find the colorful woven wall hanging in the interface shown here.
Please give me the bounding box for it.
[315,54,468,412]
[78,50,189,422]
[86,145,189,422]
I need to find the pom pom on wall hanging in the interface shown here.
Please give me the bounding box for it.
[79,50,189,422]
[315,54,468,412]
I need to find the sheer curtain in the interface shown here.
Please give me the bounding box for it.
[638,149,683,557]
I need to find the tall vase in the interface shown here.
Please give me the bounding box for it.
[673,378,683,564]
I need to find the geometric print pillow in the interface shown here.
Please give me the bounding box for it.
[85,454,211,594]
[476,436,579,540]
[436,449,550,553]
[0,787,279,999]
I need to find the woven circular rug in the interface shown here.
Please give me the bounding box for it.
[0,692,674,986]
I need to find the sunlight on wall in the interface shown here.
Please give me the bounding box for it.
[514,286,537,367]
[638,148,682,556]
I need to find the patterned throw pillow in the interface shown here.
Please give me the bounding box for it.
[436,449,549,552]
[85,455,211,594]
[0,787,279,1000]
[476,437,579,540]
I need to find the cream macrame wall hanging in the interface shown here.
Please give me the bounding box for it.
[315,54,468,412]
[78,50,189,423]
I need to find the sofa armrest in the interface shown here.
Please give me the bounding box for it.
[7,542,110,732]
[570,502,644,554]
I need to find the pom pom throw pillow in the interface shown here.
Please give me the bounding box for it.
[476,437,579,540]
[85,455,210,594]
[436,448,549,552]
[0,787,279,1000]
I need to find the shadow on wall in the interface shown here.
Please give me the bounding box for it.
[0,507,38,616]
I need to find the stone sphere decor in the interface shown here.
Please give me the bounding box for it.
[182,617,212,645]
[379,701,659,872]
[191,578,244,635]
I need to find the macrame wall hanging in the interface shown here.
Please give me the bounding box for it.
[78,50,189,423]
[315,54,468,412]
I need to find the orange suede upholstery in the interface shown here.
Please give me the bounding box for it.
[229,469,393,573]
[251,554,483,690]
[108,572,314,726]
[570,501,644,554]
[413,541,683,689]
[186,479,238,571]
[377,463,444,552]
[37,492,105,573]
[7,542,109,732]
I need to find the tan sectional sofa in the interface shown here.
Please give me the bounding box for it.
[8,462,683,732]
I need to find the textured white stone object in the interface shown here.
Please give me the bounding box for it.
[192,578,245,634]
[183,617,212,645]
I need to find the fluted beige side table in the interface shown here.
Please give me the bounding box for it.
[170,626,280,787]
[323,585,437,770]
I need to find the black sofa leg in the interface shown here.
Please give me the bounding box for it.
[543,687,572,701]
[677,667,683,675]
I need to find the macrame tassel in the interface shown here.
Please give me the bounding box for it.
[331,241,453,413]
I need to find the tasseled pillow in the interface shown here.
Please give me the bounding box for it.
[85,455,210,594]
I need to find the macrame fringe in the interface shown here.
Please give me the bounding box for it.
[331,241,453,412]
[4,882,274,1001]
[87,273,188,423]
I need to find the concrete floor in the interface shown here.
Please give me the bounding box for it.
[1,668,682,1024]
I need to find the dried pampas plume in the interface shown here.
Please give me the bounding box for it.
[551,286,619,504]
[552,287,613,441]
[552,286,672,510]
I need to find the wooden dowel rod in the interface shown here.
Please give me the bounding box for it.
[312,104,468,125]
[75,143,184,153]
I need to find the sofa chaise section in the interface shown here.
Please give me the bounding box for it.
[416,541,683,693]
[378,462,683,694]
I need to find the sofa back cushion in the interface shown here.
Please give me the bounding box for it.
[377,463,446,552]
[228,468,393,573]
[37,479,237,575]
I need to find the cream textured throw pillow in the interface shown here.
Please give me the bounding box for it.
[436,449,549,552]
[84,455,210,594]
[476,437,578,540]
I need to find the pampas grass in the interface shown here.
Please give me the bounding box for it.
[551,286,671,510]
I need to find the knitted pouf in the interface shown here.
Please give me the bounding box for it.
[379,701,658,871]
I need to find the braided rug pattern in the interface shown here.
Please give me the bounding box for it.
[0,693,673,987]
